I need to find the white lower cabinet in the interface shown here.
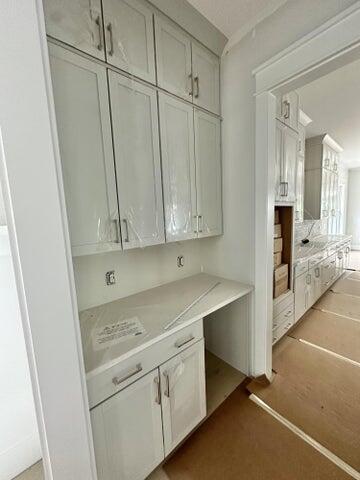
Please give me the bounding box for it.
[91,339,206,480]
[295,271,310,322]
[160,339,206,455]
[91,369,164,480]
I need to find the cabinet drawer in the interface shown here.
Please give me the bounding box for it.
[272,318,294,345]
[273,302,294,330]
[87,319,203,408]
[273,291,294,318]
[294,261,308,278]
[308,251,326,268]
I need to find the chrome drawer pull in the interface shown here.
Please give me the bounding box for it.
[175,335,195,348]
[284,310,292,318]
[112,363,142,386]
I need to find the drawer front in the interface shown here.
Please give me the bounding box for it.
[272,317,294,345]
[308,251,326,268]
[294,261,308,278]
[87,319,203,408]
[273,291,294,318]
[273,302,294,330]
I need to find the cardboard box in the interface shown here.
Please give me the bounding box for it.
[274,278,288,298]
[274,264,289,298]
[274,263,288,282]
[274,252,282,268]
[274,237,283,253]
[274,209,280,224]
[274,224,282,238]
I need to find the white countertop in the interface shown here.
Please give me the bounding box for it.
[294,234,351,265]
[80,273,253,378]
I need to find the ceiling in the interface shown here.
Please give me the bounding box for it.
[298,56,360,170]
[186,0,287,39]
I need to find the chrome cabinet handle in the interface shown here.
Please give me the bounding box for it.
[280,181,288,197]
[154,376,161,405]
[106,23,114,56]
[324,158,330,167]
[122,218,129,243]
[175,335,195,348]
[315,267,320,278]
[188,74,193,96]
[306,274,312,285]
[112,218,120,243]
[194,76,199,98]
[283,100,290,119]
[194,215,199,234]
[163,372,170,398]
[284,310,292,318]
[198,215,203,233]
[112,363,142,386]
[95,15,103,51]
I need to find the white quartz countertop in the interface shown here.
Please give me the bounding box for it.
[294,234,352,265]
[79,273,253,377]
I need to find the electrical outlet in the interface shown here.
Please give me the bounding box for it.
[105,270,116,285]
[177,255,185,268]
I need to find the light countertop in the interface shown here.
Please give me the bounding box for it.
[294,234,351,265]
[79,273,253,378]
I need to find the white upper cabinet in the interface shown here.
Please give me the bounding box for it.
[275,121,297,203]
[91,369,164,480]
[159,93,197,242]
[194,110,222,237]
[160,340,206,456]
[108,72,165,249]
[49,44,120,256]
[192,43,220,115]
[43,0,105,60]
[103,0,156,83]
[155,16,193,101]
[282,126,298,202]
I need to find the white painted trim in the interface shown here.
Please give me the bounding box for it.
[0,1,97,479]
[250,394,360,480]
[253,92,276,378]
[253,1,360,93]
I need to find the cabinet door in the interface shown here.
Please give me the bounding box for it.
[43,0,104,60]
[275,121,284,201]
[295,271,309,322]
[155,16,192,100]
[103,0,156,83]
[49,45,120,256]
[194,110,222,238]
[192,43,220,115]
[160,340,206,456]
[159,93,197,242]
[295,155,304,222]
[91,369,164,480]
[282,126,298,202]
[108,72,165,249]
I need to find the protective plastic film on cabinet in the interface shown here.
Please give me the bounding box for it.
[44,0,103,57]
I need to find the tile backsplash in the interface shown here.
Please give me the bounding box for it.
[294,219,327,245]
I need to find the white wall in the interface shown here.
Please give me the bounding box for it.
[346,168,360,248]
[0,225,41,479]
[74,239,205,310]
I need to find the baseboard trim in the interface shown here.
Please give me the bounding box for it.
[0,431,41,480]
